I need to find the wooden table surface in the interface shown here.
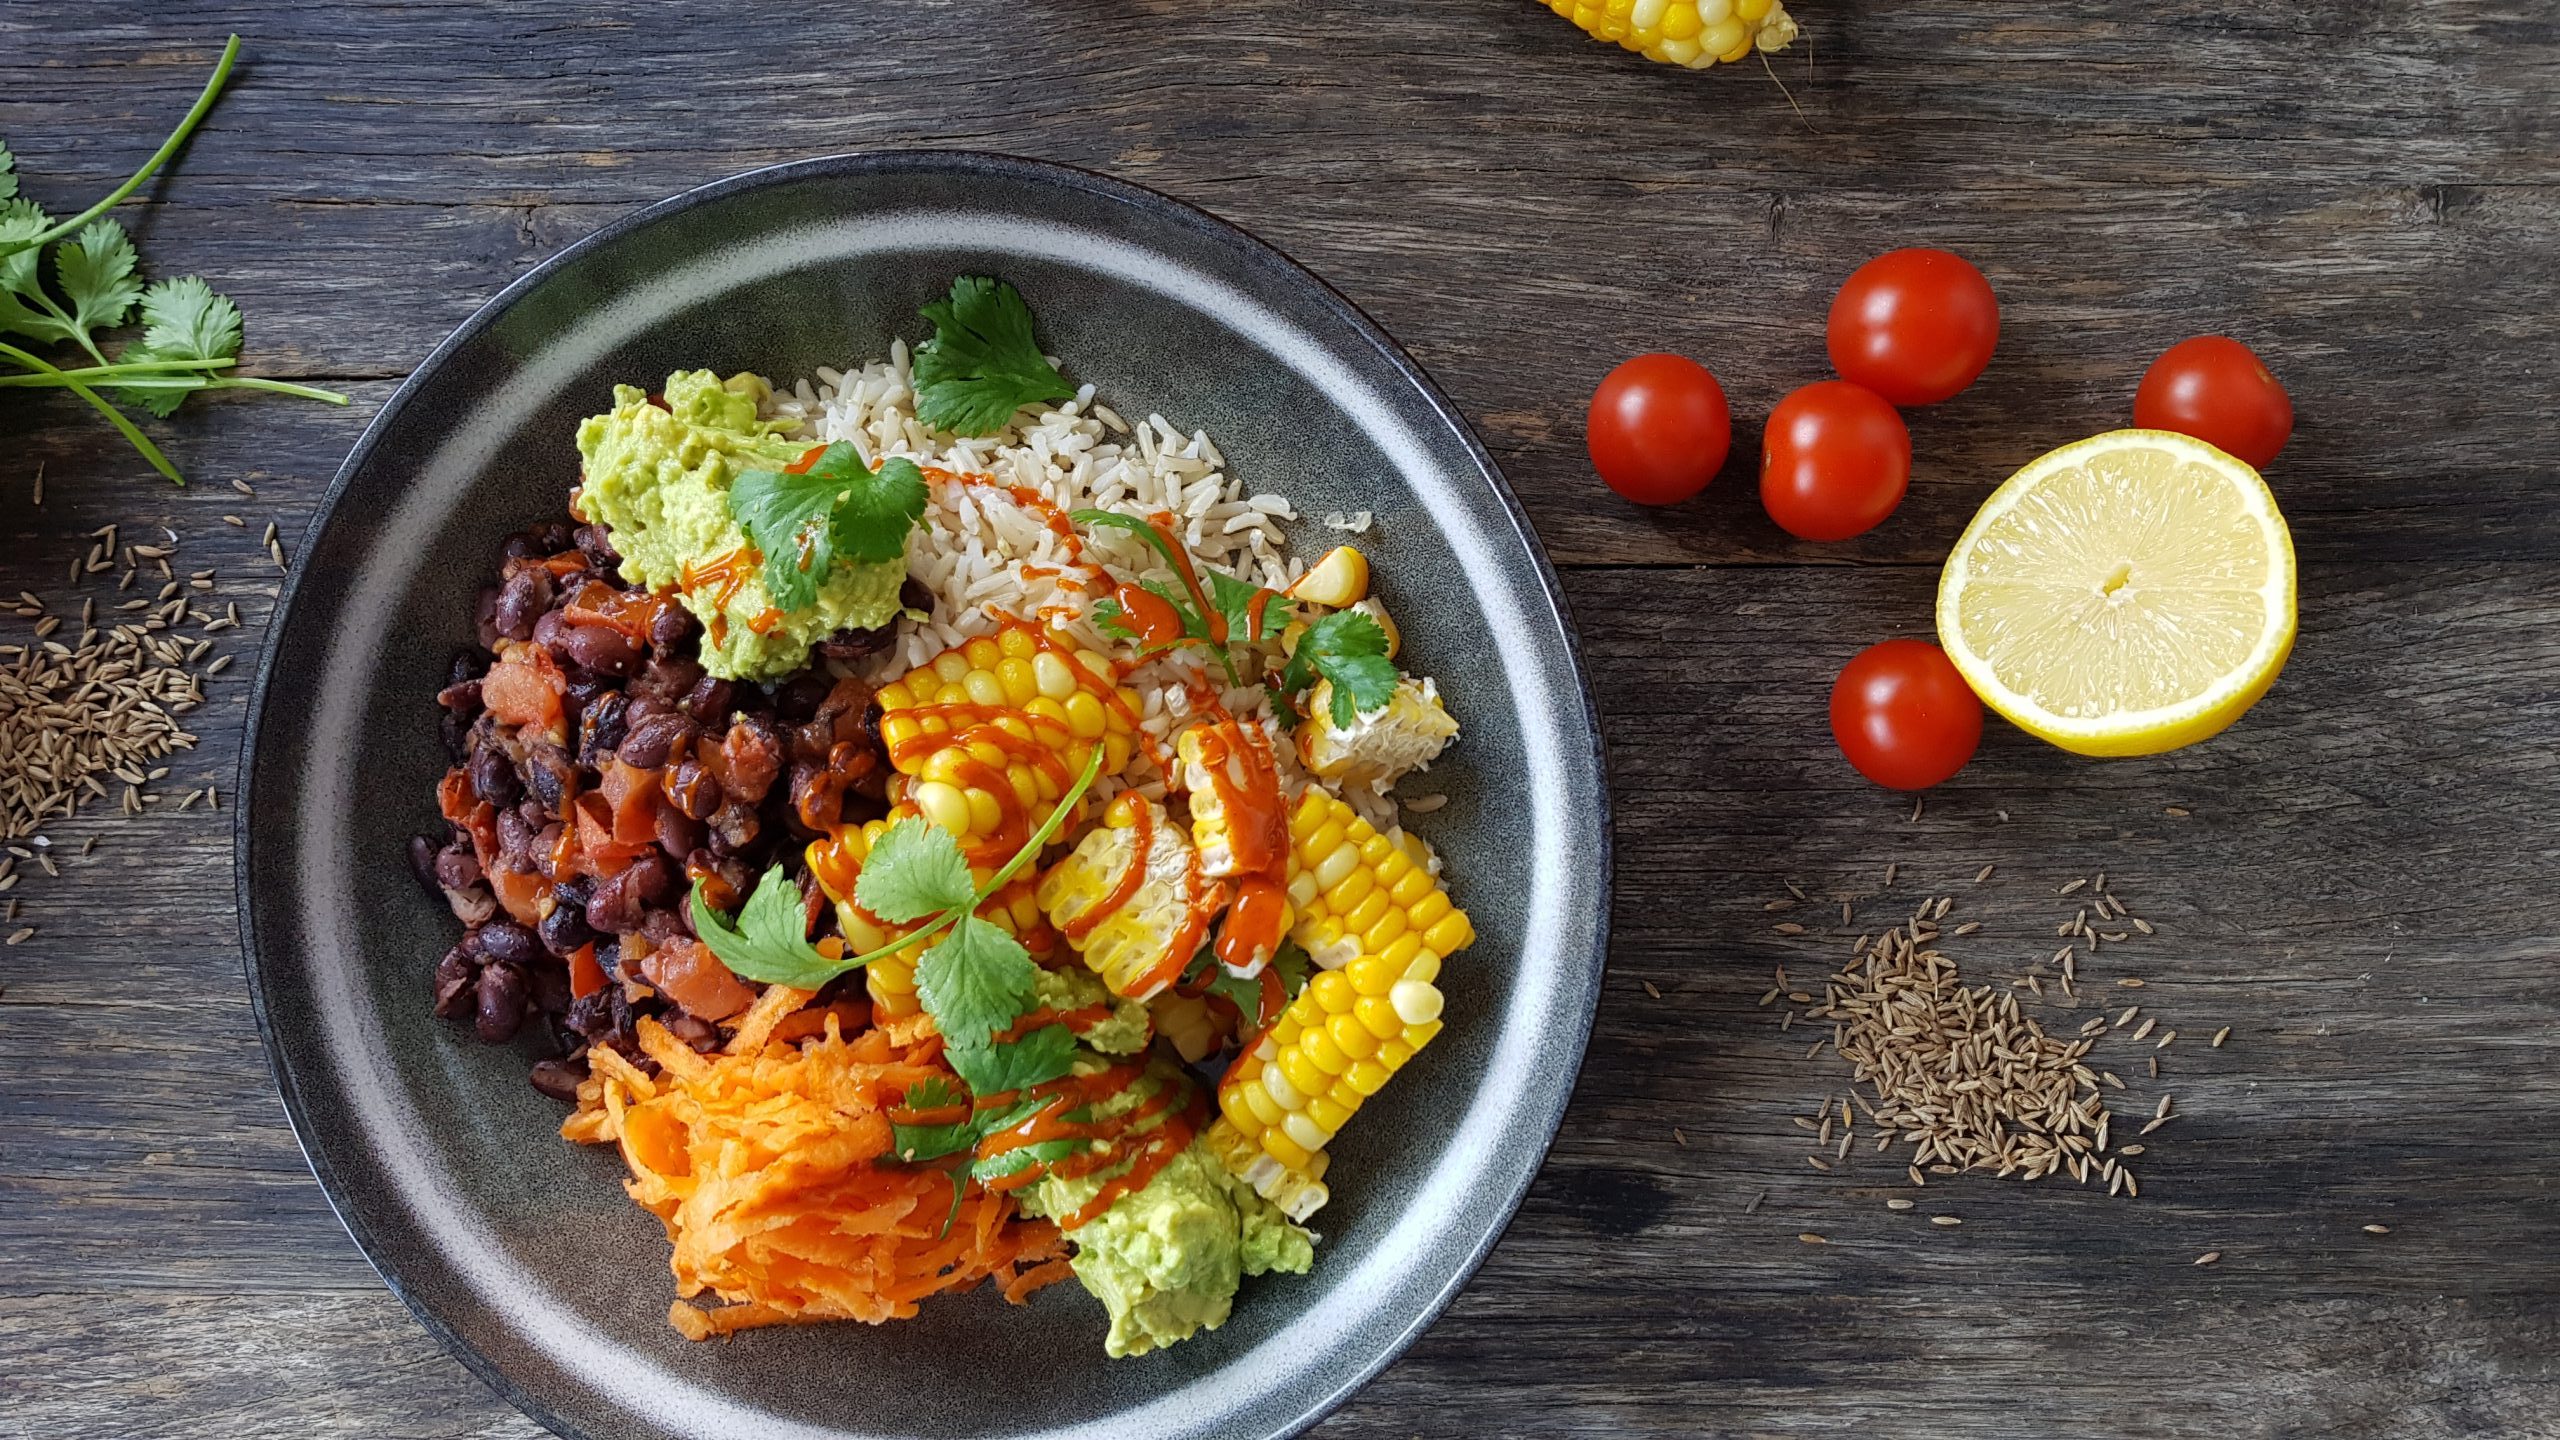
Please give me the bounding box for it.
[6,5,2558,1437]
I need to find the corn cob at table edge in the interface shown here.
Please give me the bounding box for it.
[1545,0,1798,70]
[1209,789,1472,1219]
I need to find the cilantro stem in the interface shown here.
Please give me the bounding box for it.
[829,741,1109,974]
[0,341,181,483]
[0,356,236,383]
[0,35,241,262]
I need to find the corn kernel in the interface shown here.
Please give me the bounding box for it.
[1310,971,1356,1014]
[1279,1047,1329,1101]
[1261,1128,1313,1171]
[1347,954,1400,996]
[965,787,1003,834]
[1343,1058,1391,1097]
[1305,1093,1354,1135]
[1390,979,1443,1027]
[1356,995,1404,1040]
[1327,1012,1379,1060]
[914,780,969,833]
[1281,1111,1331,1153]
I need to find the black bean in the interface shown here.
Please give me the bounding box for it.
[434,843,483,892]
[408,834,442,890]
[475,961,529,1043]
[468,747,521,809]
[528,1058,587,1102]
[530,608,568,656]
[432,946,479,1020]
[900,576,934,615]
[813,625,895,664]
[641,904,696,947]
[573,523,621,567]
[435,678,484,715]
[522,742,575,812]
[558,668,615,729]
[681,674,734,724]
[647,602,696,653]
[664,758,723,821]
[494,567,554,641]
[616,711,693,769]
[624,853,679,906]
[473,919,541,966]
[578,690,630,767]
[440,710,470,762]
[663,1013,720,1051]
[473,586,502,651]
[558,617,641,676]
[495,810,543,870]
[788,760,842,833]
[654,802,704,863]
[501,533,540,562]
[531,521,579,555]
[540,893,597,956]
[705,800,761,856]
[633,655,704,705]
[584,867,649,935]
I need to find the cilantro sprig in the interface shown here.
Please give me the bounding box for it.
[0,36,348,484]
[726,446,928,612]
[910,276,1074,436]
[1073,508,1289,686]
[694,741,1106,1101]
[1278,609,1400,729]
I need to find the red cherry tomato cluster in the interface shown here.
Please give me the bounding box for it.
[1583,249,2292,790]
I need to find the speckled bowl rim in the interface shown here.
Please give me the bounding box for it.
[237,150,1611,1440]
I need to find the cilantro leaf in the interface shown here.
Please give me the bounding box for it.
[1090,595,1138,643]
[890,1075,983,1162]
[690,866,845,989]
[727,446,926,613]
[914,915,1039,1051]
[853,817,977,925]
[945,1021,1079,1099]
[0,201,73,348]
[1208,569,1289,644]
[0,142,16,202]
[56,219,140,353]
[110,275,242,418]
[1195,941,1312,1029]
[911,276,1073,436]
[1281,610,1400,728]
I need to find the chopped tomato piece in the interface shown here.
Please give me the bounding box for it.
[596,760,661,843]
[642,941,758,1022]
[566,942,608,1001]
[489,867,546,926]
[481,654,564,735]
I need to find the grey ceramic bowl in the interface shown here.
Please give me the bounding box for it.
[239,151,1609,1440]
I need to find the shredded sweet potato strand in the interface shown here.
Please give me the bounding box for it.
[567,1013,1069,1336]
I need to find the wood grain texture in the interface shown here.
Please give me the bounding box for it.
[3,2,2557,1437]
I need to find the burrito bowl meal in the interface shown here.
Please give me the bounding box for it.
[411,276,1475,1358]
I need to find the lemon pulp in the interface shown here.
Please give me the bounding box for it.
[1935,429,2296,757]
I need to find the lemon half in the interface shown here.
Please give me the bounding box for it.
[1936,429,2296,757]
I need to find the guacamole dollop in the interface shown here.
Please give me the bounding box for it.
[574,370,909,680]
[1032,965,1153,1056]
[1018,1060,1315,1358]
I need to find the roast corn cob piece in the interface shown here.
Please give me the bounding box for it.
[1298,675,1458,789]
[1205,1114,1331,1223]
[1546,0,1798,70]
[1283,789,1474,972]
[1035,793,1222,1000]
[807,816,1048,1018]
[1212,962,1444,1219]
[1176,719,1290,879]
[872,623,1143,857]
[1149,990,1227,1065]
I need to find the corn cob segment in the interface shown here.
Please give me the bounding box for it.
[1149,990,1227,1065]
[1298,675,1458,790]
[1546,0,1798,70]
[1205,1116,1330,1223]
[1212,964,1444,1220]
[1175,719,1289,879]
[1283,789,1475,972]
[871,622,1144,862]
[1035,793,1223,1000]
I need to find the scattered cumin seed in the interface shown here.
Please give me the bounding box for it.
[2155,1029,2176,1049]
[2119,1143,2144,1156]
[2363,1224,2391,1235]
[1953,921,1981,935]
[2155,1094,2175,1119]
[222,514,245,527]
[1884,863,1897,887]
[2212,1027,2231,1048]
[232,477,256,496]
[1745,1191,1765,1214]
[1930,1215,1961,1227]
[1785,881,1807,901]
[1807,1156,1832,1171]
[1758,987,1782,1007]
[2059,878,2087,896]
[1909,797,1924,823]
[1909,1165,1926,1186]
[2147,1055,2160,1079]
[269,539,287,569]
[2118,977,2145,988]
[1641,980,1661,1000]
[2132,917,2155,935]
[2165,806,2190,817]
[2115,1006,2141,1029]
[1885,1198,1915,1211]
[1672,1127,1687,1147]
[2195,1251,2221,1266]
[3,926,29,944]
[2138,1117,2169,1135]
[2131,1017,2158,1042]
[1797,1232,1827,1244]
[1774,922,1806,935]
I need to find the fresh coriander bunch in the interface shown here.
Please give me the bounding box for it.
[1,35,346,485]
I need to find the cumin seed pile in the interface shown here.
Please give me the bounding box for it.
[1767,873,2194,1199]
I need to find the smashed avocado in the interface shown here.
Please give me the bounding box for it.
[1033,965,1152,1056]
[1017,1058,1315,1358]
[574,370,908,680]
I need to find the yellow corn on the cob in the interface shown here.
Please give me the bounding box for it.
[1298,675,1458,790]
[1150,990,1227,1064]
[1035,793,1220,1000]
[1547,0,1798,70]
[1283,789,1474,972]
[873,624,1143,857]
[1205,1115,1330,1223]
[806,817,1048,1019]
[1212,961,1444,1220]
[1175,720,1289,880]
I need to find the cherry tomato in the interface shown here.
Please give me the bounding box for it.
[1586,353,1732,505]
[1760,381,1912,541]
[1830,639,1983,790]
[2133,335,2293,469]
[1826,249,2001,407]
